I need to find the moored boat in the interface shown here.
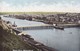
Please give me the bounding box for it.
[54,26,64,30]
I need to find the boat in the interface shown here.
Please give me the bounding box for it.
[53,23,64,30]
[12,21,17,27]
[54,26,64,30]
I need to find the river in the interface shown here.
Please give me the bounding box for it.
[1,16,80,51]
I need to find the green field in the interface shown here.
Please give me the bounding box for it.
[0,12,65,15]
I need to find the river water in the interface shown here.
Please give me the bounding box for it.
[2,16,80,51]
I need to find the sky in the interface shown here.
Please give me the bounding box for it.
[0,0,80,12]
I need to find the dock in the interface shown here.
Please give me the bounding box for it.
[13,25,55,30]
[13,24,55,30]
[12,25,65,30]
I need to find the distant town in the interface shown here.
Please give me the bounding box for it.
[3,13,80,24]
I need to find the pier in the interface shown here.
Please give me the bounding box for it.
[13,25,55,30]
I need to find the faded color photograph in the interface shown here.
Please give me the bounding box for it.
[0,0,80,51]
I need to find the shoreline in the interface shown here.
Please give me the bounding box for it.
[12,27,56,51]
[3,19,56,51]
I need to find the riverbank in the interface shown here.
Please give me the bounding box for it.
[0,19,38,51]
[11,28,56,51]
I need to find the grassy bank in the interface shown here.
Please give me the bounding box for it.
[0,20,37,51]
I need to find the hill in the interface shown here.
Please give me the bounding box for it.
[0,19,37,51]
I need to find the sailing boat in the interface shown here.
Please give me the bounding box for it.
[12,21,17,27]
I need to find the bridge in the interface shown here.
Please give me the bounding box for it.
[13,24,55,30]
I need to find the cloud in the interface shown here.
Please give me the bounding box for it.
[0,1,80,13]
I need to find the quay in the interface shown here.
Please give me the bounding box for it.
[13,24,55,30]
[13,24,80,30]
[14,24,77,30]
